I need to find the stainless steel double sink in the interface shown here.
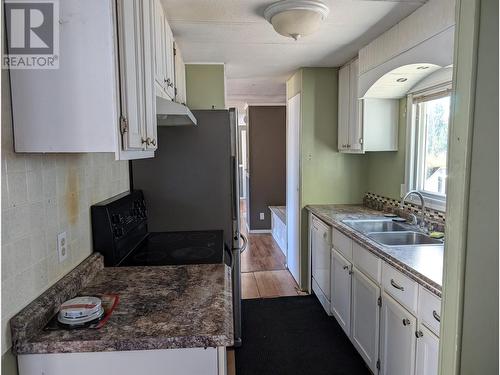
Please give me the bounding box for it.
[342,219,443,247]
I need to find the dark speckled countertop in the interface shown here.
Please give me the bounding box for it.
[11,254,233,354]
[269,206,286,223]
[306,205,443,297]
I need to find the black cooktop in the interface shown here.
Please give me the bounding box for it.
[119,230,225,267]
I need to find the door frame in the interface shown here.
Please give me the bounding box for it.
[439,0,481,374]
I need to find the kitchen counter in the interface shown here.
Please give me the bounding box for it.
[10,253,233,354]
[306,204,443,296]
[269,206,286,223]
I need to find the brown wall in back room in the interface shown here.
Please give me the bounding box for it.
[247,106,286,231]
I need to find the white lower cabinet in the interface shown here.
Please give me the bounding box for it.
[330,249,352,336]
[310,215,332,314]
[351,266,380,374]
[415,324,439,375]
[380,292,416,375]
[309,216,441,375]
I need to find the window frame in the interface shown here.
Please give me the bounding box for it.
[404,82,452,212]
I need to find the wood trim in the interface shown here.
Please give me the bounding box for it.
[439,1,480,374]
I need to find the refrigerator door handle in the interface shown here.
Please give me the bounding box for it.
[238,233,248,253]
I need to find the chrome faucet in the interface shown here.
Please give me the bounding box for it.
[400,190,427,232]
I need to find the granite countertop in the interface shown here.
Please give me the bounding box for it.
[306,204,443,296]
[11,254,233,354]
[269,206,286,224]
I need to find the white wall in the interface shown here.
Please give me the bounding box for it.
[1,69,130,370]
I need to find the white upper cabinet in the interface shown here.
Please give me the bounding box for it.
[174,42,187,105]
[117,0,157,153]
[8,0,156,159]
[338,57,398,153]
[153,0,175,100]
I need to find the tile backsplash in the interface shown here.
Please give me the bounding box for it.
[363,192,446,232]
[1,71,130,355]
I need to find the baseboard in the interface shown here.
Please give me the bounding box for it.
[248,229,272,234]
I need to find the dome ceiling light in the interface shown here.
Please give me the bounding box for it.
[264,0,330,41]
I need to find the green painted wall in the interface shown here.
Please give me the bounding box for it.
[185,64,225,110]
[365,98,407,200]
[2,350,17,375]
[287,68,367,289]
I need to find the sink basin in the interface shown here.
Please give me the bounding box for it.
[343,219,409,234]
[367,231,443,246]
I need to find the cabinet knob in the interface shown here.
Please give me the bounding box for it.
[166,78,173,87]
[415,330,424,338]
[142,137,152,146]
[402,318,411,326]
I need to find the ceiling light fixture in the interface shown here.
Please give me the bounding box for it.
[264,0,330,41]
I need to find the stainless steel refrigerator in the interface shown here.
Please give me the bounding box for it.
[130,108,246,346]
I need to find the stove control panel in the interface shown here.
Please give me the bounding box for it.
[91,190,149,266]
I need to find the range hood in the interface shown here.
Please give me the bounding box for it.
[156,96,197,126]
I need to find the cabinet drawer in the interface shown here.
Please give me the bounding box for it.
[382,263,418,314]
[352,242,381,283]
[332,228,352,261]
[417,286,441,336]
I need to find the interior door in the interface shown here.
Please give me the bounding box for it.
[351,266,380,374]
[330,249,352,336]
[116,0,147,150]
[380,292,417,375]
[286,93,301,285]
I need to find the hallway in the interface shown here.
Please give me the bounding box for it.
[239,200,305,299]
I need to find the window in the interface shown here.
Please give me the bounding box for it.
[406,85,452,210]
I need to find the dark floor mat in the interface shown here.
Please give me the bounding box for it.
[235,295,371,375]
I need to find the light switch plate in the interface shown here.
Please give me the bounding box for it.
[259,213,265,220]
[57,232,67,263]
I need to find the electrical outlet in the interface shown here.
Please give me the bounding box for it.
[259,213,265,220]
[57,232,67,263]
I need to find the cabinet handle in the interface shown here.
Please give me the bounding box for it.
[346,144,351,148]
[432,310,441,322]
[343,265,349,270]
[150,138,156,146]
[142,137,152,146]
[390,279,405,291]
[166,78,173,88]
[402,318,411,326]
[415,330,423,338]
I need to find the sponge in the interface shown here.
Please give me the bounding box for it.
[429,231,445,239]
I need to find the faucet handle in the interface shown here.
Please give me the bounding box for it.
[408,213,418,225]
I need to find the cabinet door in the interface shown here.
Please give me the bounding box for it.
[380,292,417,375]
[142,0,157,151]
[330,249,352,336]
[116,0,148,150]
[415,324,439,375]
[348,58,363,152]
[311,218,331,300]
[174,42,187,104]
[351,267,380,373]
[164,17,176,99]
[338,64,350,151]
[153,0,166,90]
